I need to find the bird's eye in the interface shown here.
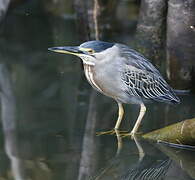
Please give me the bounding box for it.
[88,49,95,54]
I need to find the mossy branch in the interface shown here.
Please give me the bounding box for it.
[142,118,195,145]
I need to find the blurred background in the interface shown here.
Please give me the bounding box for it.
[0,0,195,179]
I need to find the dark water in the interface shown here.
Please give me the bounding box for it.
[0,1,195,180]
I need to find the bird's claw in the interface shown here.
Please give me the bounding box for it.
[96,129,128,136]
[120,131,141,139]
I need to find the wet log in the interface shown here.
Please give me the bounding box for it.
[166,0,195,90]
[142,118,195,145]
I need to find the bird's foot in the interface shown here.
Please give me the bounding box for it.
[120,131,141,139]
[96,129,128,136]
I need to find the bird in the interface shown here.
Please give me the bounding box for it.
[48,40,180,137]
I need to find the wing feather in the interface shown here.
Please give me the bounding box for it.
[118,44,180,104]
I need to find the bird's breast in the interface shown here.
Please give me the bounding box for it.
[83,64,103,93]
[83,62,130,103]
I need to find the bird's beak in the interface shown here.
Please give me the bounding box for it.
[48,46,84,56]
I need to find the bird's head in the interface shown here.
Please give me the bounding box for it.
[48,40,115,66]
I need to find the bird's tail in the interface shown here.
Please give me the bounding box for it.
[167,88,181,104]
[170,89,190,104]
[173,89,191,95]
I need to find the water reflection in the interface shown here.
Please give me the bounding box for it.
[88,135,195,180]
[159,143,195,179]
[78,91,99,180]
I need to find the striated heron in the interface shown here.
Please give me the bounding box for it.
[48,40,180,137]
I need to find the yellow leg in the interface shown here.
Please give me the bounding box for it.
[114,102,124,130]
[130,103,146,136]
[96,102,126,136]
[121,103,146,138]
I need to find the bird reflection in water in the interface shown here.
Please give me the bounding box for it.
[120,137,171,180]
[91,133,172,180]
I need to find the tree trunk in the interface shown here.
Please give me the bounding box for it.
[166,0,195,90]
[73,0,118,41]
[74,0,90,41]
[136,0,167,67]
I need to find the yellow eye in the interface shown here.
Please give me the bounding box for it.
[88,49,95,54]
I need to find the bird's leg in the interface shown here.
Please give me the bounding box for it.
[121,103,146,138]
[96,102,126,136]
[114,102,124,130]
[131,103,146,135]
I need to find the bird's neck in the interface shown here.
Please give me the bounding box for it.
[83,64,102,92]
